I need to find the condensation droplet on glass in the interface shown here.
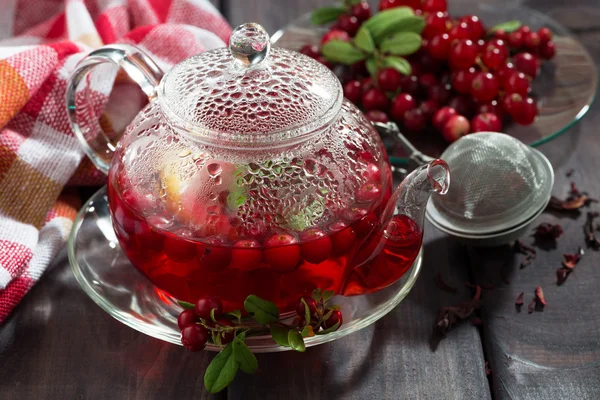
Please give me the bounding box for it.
[207,163,222,177]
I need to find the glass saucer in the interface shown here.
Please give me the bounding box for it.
[68,186,423,352]
[271,4,597,166]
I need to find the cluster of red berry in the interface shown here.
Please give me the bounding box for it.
[177,294,343,352]
[302,0,557,143]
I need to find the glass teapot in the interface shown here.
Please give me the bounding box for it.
[66,23,449,313]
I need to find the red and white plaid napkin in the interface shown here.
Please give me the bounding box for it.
[0,0,231,323]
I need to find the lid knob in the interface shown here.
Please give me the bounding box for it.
[229,23,271,66]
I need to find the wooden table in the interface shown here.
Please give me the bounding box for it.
[2,0,600,398]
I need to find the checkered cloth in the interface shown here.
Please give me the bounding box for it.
[0,0,231,323]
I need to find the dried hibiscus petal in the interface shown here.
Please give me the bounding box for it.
[533,223,563,241]
[535,286,546,306]
[584,212,600,250]
[556,268,569,285]
[528,298,536,314]
[562,248,584,269]
[515,292,524,306]
[566,168,575,177]
[514,240,537,268]
[435,272,458,293]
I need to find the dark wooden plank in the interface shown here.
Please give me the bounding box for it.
[0,250,222,400]
[228,228,491,400]
[468,2,600,397]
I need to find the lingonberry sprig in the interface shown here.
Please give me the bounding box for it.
[177,289,342,393]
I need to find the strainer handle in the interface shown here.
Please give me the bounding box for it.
[372,122,434,167]
[66,44,163,174]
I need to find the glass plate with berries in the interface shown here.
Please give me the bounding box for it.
[271,0,597,165]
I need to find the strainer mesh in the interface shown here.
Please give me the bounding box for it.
[432,132,550,232]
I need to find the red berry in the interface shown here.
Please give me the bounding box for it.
[365,110,390,123]
[403,108,427,131]
[428,83,451,105]
[442,115,470,142]
[217,319,235,345]
[415,52,441,73]
[337,14,360,37]
[300,228,333,264]
[351,2,371,22]
[507,31,523,48]
[195,295,223,320]
[231,239,262,271]
[419,100,439,120]
[482,45,508,69]
[330,221,356,256]
[496,62,517,86]
[451,67,477,94]
[448,95,476,118]
[321,29,350,46]
[475,38,486,54]
[164,231,196,263]
[502,92,523,115]
[299,44,320,59]
[178,309,199,330]
[418,73,437,94]
[264,233,301,272]
[459,15,485,40]
[538,27,553,44]
[422,0,447,12]
[296,295,318,317]
[378,68,403,92]
[471,72,499,102]
[513,52,539,78]
[379,0,421,11]
[362,88,390,111]
[390,93,416,121]
[361,77,374,93]
[486,39,509,57]
[493,29,508,41]
[511,97,538,125]
[518,25,532,35]
[181,324,209,351]
[523,31,540,50]
[344,80,362,104]
[433,106,457,130]
[478,100,504,120]
[428,33,452,60]
[322,309,343,330]
[423,12,450,39]
[449,21,471,42]
[449,39,478,70]
[504,71,530,96]
[353,212,378,238]
[539,41,556,59]
[198,237,232,271]
[400,75,420,96]
[471,112,502,132]
[350,60,369,78]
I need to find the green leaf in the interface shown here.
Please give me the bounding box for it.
[225,309,242,324]
[380,32,422,56]
[301,325,315,338]
[177,300,195,310]
[288,330,306,352]
[301,298,312,328]
[244,295,280,325]
[322,309,334,322]
[233,332,258,374]
[490,20,521,33]
[354,27,375,53]
[327,304,341,311]
[386,15,426,35]
[210,308,218,323]
[311,288,323,303]
[204,343,239,393]
[270,324,290,347]
[311,6,346,25]
[383,56,411,75]
[323,290,335,303]
[321,40,366,65]
[362,7,416,43]
[316,321,341,335]
[365,57,377,78]
[345,0,362,5]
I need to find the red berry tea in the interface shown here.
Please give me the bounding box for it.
[108,175,423,313]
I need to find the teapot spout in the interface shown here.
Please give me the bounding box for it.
[381,159,450,231]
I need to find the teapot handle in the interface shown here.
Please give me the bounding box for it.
[66,44,163,174]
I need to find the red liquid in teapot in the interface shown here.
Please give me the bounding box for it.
[108,179,422,313]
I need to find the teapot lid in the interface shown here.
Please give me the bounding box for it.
[158,23,343,146]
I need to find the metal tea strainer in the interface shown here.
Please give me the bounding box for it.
[375,123,554,243]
